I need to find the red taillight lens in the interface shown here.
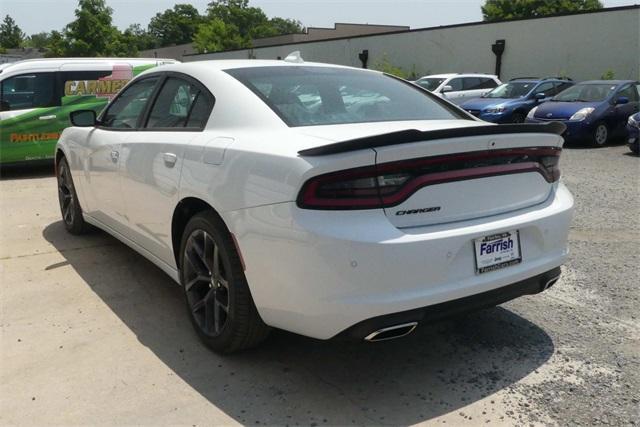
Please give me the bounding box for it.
[297,147,561,210]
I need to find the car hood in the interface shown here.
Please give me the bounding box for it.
[461,97,518,110]
[534,101,602,120]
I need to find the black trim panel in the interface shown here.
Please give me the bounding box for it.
[298,122,567,156]
[334,267,562,341]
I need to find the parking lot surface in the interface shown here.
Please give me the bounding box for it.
[1,145,638,426]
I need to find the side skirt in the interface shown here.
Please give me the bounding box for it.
[83,214,181,285]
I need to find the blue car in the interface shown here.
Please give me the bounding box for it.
[627,112,639,154]
[461,78,574,123]
[526,80,640,146]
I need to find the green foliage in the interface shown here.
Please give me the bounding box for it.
[148,4,203,47]
[372,55,409,79]
[64,0,120,56]
[194,0,304,53]
[600,70,615,80]
[482,0,603,21]
[24,32,52,49]
[0,15,25,49]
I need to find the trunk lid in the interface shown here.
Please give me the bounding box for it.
[374,131,563,228]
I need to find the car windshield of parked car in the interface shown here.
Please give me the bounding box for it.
[413,78,445,92]
[552,83,617,102]
[226,66,463,127]
[484,82,533,99]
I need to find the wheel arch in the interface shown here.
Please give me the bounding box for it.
[170,197,230,269]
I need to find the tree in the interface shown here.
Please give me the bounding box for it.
[482,0,603,21]
[63,0,120,56]
[148,4,203,47]
[194,0,305,53]
[193,18,244,53]
[24,32,52,49]
[44,31,67,57]
[0,15,25,49]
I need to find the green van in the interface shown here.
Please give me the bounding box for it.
[0,58,177,165]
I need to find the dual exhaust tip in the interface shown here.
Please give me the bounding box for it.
[364,322,418,342]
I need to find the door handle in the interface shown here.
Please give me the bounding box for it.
[163,152,177,168]
[38,115,56,120]
[110,150,119,163]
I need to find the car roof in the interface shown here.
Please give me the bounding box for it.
[144,59,371,74]
[578,80,636,85]
[0,57,177,74]
[419,73,498,79]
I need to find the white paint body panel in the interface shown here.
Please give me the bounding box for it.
[57,60,574,340]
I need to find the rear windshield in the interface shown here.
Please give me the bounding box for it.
[225,66,463,127]
[552,83,617,102]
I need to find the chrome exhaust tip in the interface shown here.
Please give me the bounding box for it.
[542,275,561,291]
[364,322,418,342]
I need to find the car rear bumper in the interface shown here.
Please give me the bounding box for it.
[335,266,561,340]
[226,183,574,339]
[628,125,639,152]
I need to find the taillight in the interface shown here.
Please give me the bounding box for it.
[297,147,561,210]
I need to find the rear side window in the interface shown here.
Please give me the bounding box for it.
[186,93,211,128]
[226,66,463,127]
[0,73,57,111]
[146,78,204,129]
[479,78,499,89]
[102,77,159,129]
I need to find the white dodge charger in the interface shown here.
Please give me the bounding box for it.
[56,59,574,353]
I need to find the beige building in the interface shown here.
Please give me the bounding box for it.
[186,6,640,82]
[140,23,409,61]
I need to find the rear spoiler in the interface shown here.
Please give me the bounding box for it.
[298,122,566,157]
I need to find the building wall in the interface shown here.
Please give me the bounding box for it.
[186,7,640,82]
[140,43,197,61]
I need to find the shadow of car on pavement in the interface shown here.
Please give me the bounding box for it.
[43,220,554,425]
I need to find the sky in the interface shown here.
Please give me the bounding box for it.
[1,0,637,36]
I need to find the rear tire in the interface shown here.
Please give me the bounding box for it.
[591,122,609,147]
[179,211,270,353]
[57,157,91,235]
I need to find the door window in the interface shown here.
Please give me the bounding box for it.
[462,77,483,90]
[617,84,639,102]
[0,73,58,111]
[552,82,573,95]
[446,78,463,91]
[533,82,555,97]
[478,78,499,89]
[101,77,159,129]
[145,77,209,129]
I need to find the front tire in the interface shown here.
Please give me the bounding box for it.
[179,211,270,353]
[591,122,609,146]
[57,157,91,235]
[511,112,526,123]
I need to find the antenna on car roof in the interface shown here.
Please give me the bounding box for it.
[284,51,304,64]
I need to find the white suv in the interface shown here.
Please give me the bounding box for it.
[414,73,502,105]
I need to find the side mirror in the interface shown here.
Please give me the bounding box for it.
[534,93,546,100]
[70,109,97,127]
[441,85,454,93]
[615,96,629,105]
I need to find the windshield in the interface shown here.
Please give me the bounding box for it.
[552,83,616,102]
[226,67,463,127]
[484,82,534,99]
[413,78,445,92]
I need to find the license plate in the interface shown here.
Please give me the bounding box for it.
[474,230,522,274]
